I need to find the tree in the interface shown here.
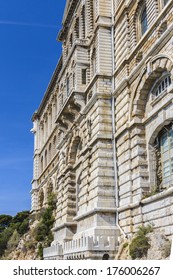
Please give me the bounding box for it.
[12,211,30,224]
[11,211,30,234]
[0,215,13,232]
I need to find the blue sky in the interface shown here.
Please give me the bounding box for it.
[0,0,66,216]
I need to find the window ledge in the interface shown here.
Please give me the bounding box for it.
[151,90,168,107]
[142,185,173,204]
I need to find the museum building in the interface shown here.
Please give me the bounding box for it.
[31,0,173,259]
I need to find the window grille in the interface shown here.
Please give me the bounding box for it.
[155,75,171,97]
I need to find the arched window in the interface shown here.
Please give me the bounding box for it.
[154,74,171,97]
[141,7,148,36]
[155,124,173,188]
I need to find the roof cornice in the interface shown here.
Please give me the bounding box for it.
[58,0,80,42]
[35,56,63,117]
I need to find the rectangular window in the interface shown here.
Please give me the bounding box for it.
[81,69,87,85]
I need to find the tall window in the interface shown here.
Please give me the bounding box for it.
[160,126,173,185]
[141,7,148,36]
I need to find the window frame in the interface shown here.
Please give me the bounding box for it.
[140,6,148,37]
[81,68,87,85]
[160,126,173,185]
[150,72,172,102]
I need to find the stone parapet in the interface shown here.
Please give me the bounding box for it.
[43,235,117,260]
[43,244,63,260]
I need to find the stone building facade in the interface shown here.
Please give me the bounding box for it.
[31,0,173,259]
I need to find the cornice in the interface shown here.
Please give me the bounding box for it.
[58,0,80,42]
[35,56,63,118]
[73,207,117,221]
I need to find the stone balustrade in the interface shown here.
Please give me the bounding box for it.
[43,244,63,260]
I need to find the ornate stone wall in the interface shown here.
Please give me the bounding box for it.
[114,0,173,236]
[31,0,173,259]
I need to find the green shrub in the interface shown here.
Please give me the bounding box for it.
[0,227,13,256]
[7,230,20,251]
[35,223,48,242]
[0,210,30,258]
[18,219,29,235]
[35,194,56,248]
[12,211,30,225]
[47,193,56,210]
[25,240,36,250]
[129,225,153,259]
[38,244,44,260]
